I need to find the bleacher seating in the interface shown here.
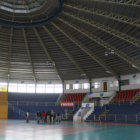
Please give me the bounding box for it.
[8,92,80,120]
[114,89,140,102]
[8,104,80,120]
[8,93,60,103]
[101,103,140,124]
[61,93,87,103]
[86,89,140,124]
[8,93,60,119]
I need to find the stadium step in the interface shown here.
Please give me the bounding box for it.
[132,92,140,103]
[96,110,110,121]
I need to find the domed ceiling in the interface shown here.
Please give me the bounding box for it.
[0,0,62,26]
[0,0,139,82]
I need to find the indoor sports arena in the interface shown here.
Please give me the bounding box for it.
[0,0,140,140]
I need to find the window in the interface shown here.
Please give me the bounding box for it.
[82,83,90,89]
[73,84,79,89]
[110,81,118,87]
[121,80,129,86]
[26,84,35,93]
[54,84,63,93]
[93,82,100,89]
[36,84,45,93]
[46,84,54,93]
[0,82,7,92]
[8,83,18,92]
[0,82,7,86]
[66,84,70,90]
[18,84,26,93]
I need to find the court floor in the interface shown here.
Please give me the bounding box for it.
[0,120,140,140]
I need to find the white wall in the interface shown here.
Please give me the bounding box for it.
[0,79,63,84]
[92,77,118,92]
[64,73,140,93]
[121,73,140,90]
[1,73,139,93]
[64,79,90,93]
[88,92,114,98]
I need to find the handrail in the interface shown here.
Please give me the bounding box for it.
[0,101,57,106]
[87,114,140,123]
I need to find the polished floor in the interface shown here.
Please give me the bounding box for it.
[0,120,140,140]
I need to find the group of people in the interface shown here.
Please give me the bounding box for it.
[26,110,61,124]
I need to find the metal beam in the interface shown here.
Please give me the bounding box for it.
[7,27,13,82]
[58,18,140,70]
[33,27,63,80]
[63,12,140,48]
[90,0,140,7]
[22,28,37,82]
[42,25,90,79]
[65,4,140,28]
[53,20,118,77]
[66,0,140,8]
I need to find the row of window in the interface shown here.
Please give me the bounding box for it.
[66,83,100,90]
[0,81,119,93]
[66,83,90,90]
[0,83,63,93]
[66,81,118,90]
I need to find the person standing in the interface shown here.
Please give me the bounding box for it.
[47,110,50,123]
[41,111,46,123]
[56,112,61,123]
[26,111,30,123]
[53,111,56,123]
[50,110,54,123]
[37,111,41,124]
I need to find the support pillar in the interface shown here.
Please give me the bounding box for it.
[89,79,92,93]
[118,75,121,92]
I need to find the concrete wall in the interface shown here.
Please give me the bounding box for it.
[88,92,114,98]
[64,73,140,93]
[0,73,139,93]
[64,79,90,93]
[121,73,140,90]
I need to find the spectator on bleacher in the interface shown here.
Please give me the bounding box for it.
[37,111,41,124]
[41,111,46,123]
[26,111,30,123]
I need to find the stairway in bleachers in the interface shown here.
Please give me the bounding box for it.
[96,110,110,121]
[86,106,105,121]
[0,92,8,119]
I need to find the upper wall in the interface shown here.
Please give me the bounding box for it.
[121,73,140,90]
[64,73,140,93]
[0,73,139,94]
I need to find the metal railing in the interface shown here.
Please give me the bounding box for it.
[0,101,57,106]
[8,103,36,119]
[8,103,68,120]
[87,114,140,124]
[0,100,82,107]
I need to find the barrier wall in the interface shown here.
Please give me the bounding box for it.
[0,92,8,119]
